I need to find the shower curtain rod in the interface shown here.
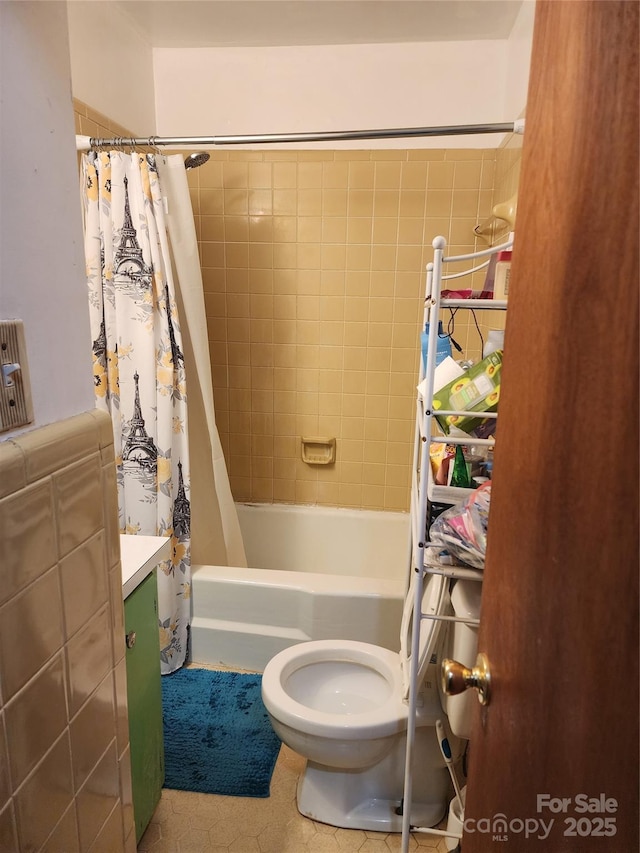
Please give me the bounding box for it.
[75,119,524,150]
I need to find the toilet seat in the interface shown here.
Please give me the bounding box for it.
[261,640,406,739]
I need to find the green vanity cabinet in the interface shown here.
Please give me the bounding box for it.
[124,568,165,843]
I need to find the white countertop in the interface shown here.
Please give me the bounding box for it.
[120,534,171,599]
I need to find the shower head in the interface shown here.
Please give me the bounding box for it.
[184,152,210,170]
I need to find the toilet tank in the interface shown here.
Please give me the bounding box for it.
[441,579,483,739]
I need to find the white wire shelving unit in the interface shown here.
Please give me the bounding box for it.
[400,235,512,853]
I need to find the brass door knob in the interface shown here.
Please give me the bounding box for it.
[441,653,491,706]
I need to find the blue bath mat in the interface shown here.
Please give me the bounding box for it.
[161,668,281,797]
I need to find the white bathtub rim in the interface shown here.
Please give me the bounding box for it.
[191,563,405,598]
[238,502,408,519]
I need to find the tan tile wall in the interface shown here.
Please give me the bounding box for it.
[0,411,134,853]
[188,149,500,510]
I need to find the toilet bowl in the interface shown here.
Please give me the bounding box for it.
[262,570,459,832]
[263,640,409,769]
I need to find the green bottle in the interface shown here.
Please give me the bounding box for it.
[450,445,471,488]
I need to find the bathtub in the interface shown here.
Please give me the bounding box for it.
[190,503,410,672]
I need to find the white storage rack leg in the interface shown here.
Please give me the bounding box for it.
[400,236,511,852]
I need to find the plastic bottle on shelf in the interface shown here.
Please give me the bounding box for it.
[479,253,497,298]
[483,329,505,358]
[421,321,451,370]
[493,251,512,301]
[449,445,472,488]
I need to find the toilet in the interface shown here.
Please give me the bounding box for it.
[261,571,481,832]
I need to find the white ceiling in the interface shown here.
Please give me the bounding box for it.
[114,1,525,48]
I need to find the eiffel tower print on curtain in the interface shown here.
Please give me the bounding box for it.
[172,460,191,539]
[165,282,185,369]
[91,244,108,372]
[114,176,153,294]
[122,370,158,472]
[92,316,107,372]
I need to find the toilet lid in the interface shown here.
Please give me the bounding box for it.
[399,569,448,700]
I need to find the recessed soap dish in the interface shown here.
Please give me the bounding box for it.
[301,436,336,465]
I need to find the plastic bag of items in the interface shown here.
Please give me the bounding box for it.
[429,482,491,569]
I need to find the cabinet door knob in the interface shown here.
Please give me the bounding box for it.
[441,652,491,706]
[126,631,137,649]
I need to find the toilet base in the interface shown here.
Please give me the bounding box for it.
[295,731,449,833]
[298,767,446,832]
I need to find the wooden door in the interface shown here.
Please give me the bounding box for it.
[463,2,638,850]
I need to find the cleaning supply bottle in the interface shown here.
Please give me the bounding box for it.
[421,321,451,370]
[493,251,512,301]
[449,445,472,488]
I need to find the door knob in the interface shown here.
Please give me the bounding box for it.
[441,653,491,706]
[126,631,137,649]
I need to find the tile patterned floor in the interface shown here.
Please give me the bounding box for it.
[138,745,455,853]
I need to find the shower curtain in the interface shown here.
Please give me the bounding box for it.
[82,151,245,674]
[155,156,247,568]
